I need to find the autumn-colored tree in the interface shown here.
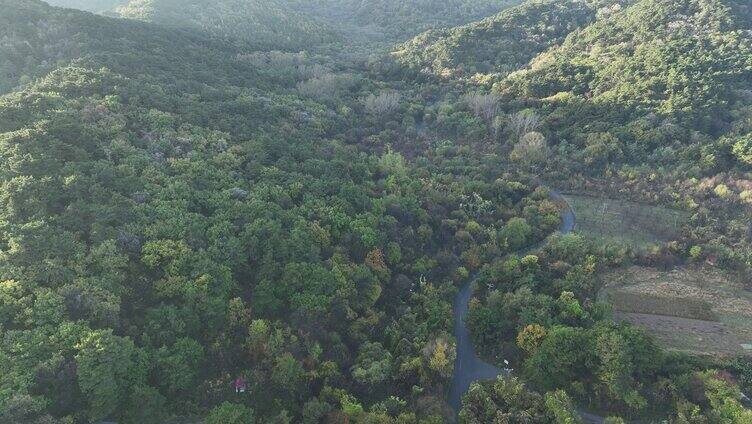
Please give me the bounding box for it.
[517,324,547,354]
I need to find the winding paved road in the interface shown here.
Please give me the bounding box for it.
[447,188,578,414]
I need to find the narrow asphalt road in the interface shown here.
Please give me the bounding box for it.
[447,188,579,415]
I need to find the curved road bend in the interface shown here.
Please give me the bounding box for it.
[447,189,580,415]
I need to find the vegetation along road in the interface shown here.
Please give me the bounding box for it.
[448,188,577,412]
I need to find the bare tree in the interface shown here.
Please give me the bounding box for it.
[296,73,356,99]
[463,92,502,140]
[510,131,549,169]
[463,92,500,125]
[509,109,541,140]
[236,51,333,83]
[364,91,401,116]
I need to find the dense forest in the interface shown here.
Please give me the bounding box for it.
[46,0,526,45]
[114,0,339,50]
[44,0,123,12]
[1,0,751,423]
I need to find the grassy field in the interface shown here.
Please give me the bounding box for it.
[600,266,752,356]
[563,194,689,249]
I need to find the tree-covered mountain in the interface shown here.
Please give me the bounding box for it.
[2,0,752,423]
[291,0,525,41]
[0,0,286,94]
[503,0,752,127]
[393,0,614,79]
[389,1,752,419]
[114,0,339,50]
[503,0,752,173]
[46,0,525,46]
[43,0,126,13]
[0,1,567,423]
[395,0,752,127]
[395,0,752,171]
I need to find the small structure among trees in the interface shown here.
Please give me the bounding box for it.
[233,377,247,394]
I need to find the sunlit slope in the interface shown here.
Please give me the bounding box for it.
[393,0,613,79]
[501,0,752,125]
[43,0,126,12]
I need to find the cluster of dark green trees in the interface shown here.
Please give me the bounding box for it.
[0,1,563,423]
[1,0,752,422]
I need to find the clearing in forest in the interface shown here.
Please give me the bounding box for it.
[600,265,752,356]
[563,194,689,249]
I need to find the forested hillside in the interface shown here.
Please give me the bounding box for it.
[2,0,752,423]
[390,0,752,421]
[394,0,752,201]
[290,0,525,41]
[48,0,525,46]
[502,0,752,131]
[44,0,125,12]
[114,0,339,50]
[393,0,611,79]
[0,1,565,423]
[0,0,285,93]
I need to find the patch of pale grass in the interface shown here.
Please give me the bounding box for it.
[563,194,688,249]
